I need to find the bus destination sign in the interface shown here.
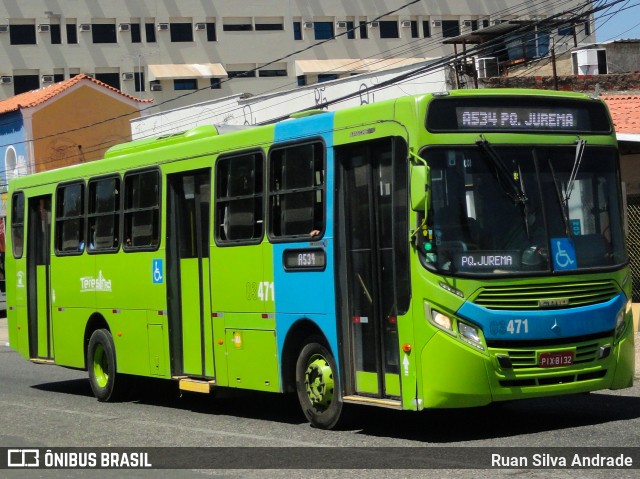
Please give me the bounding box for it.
[457,107,580,131]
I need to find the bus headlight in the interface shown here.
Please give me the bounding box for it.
[425,302,454,334]
[458,322,484,351]
[615,301,631,340]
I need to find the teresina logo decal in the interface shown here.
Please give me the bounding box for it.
[80,271,112,293]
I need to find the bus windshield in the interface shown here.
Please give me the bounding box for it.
[420,145,627,276]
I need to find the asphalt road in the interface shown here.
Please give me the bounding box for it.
[0,319,639,478]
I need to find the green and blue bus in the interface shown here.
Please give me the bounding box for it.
[6,89,635,429]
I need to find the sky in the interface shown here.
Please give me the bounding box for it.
[595,2,640,41]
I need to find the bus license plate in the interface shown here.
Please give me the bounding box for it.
[539,351,574,368]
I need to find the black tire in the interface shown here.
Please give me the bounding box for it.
[295,339,343,429]
[87,328,126,402]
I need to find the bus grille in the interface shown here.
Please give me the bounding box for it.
[472,280,619,310]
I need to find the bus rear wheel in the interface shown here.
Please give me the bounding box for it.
[87,328,126,402]
[295,340,343,429]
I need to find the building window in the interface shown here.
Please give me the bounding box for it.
[173,78,198,90]
[297,75,306,86]
[13,75,40,95]
[66,23,78,44]
[92,23,117,43]
[346,21,355,39]
[442,20,461,38]
[215,152,264,244]
[130,23,141,43]
[145,22,156,42]
[318,74,338,83]
[87,177,120,252]
[206,22,216,41]
[210,78,221,89]
[422,21,430,37]
[227,70,256,78]
[258,69,287,77]
[256,22,283,31]
[54,73,64,82]
[223,23,252,31]
[379,21,399,38]
[11,192,25,259]
[313,22,334,40]
[293,21,302,40]
[123,170,160,250]
[359,21,368,39]
[134,72,145,92]
[94,73,120,90]
[410,20,419,38]
[170,22,193,42]
[50,24,62,44]
[10,24,36,45]
[269,142,325,239]
[558,23,574,36]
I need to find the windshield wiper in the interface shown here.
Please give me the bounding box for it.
[565,138,587,205]
[476,135,527,205]
[545,139,587,238]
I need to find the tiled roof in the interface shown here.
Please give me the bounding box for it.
[0,73,152,116]
[602,94,640,134]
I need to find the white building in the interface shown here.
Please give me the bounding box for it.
[0,1,595,112]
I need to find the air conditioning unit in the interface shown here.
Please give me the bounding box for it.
[150,83,162,91]
[195,22,206,31]
[432,20,442,27]
[303,22,313,29]
[400,20,412,28]
[79,24,91,32]
[122,72,135,81]
[0,25,8,33]
[118,23,130,32]
[157,23,169,31]
[41,75,54,83]
[476,57,499,79]
[370,21,379,28]
[1,76,13,84]
[336,21,347,29]
[462,20,473,27]
[38,24,50,32]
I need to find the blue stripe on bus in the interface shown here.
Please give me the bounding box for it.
[272,112,339,366]
[456,293,626,341]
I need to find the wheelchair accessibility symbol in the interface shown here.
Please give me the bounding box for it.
[152,259,164,284]
[551,238,577,271]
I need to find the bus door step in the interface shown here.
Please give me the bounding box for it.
[342,395,402,409]
[177,377,216,394]
[30,358,55,365]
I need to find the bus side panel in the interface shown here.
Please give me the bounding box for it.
[103,309,152,377]
[272,114,340,366]
[51,308,91,368]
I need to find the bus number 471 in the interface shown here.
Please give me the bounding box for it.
[490,319,529,335]
[246,281,275,302]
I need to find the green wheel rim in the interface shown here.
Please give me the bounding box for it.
[93,344,109,388]
[304,353,334,411]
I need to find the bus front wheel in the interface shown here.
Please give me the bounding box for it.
[295,340,343,429]
[87,328,125,402]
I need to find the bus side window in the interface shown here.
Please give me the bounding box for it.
[215,151,264,244]
[268,141,324,240]
[11,191,25,258]
[54,183,84,255]
[87,177,120,253]
[123,170,160,251]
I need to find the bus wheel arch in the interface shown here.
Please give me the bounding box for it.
[83,313,111,370]
[281,319,327,393]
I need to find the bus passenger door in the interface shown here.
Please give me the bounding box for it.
[335,137,410,400]
[26,195,53,360]
[166,170,213,378]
